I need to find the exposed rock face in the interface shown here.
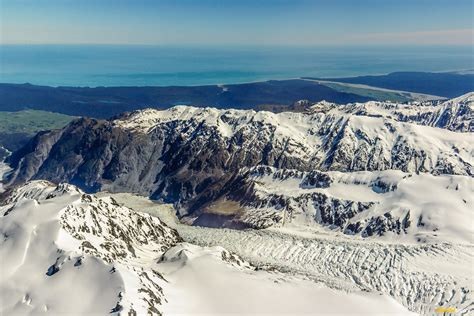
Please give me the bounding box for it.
[3,94,473,235]
[392,93,474,132]
[216,166,473,242]
[0,181,182,315]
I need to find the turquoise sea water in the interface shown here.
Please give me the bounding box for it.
[0,45,472,87]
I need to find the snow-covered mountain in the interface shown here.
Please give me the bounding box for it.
[3,93,473,238]
[107,192,474,316]
[0,180,182,315]
[1,91,473,315]
[218,166,473,243]
[0,181,416,315]
[341,92,473,132]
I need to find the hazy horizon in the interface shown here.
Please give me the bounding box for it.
[2,0,473,46]
[1,44,472,87]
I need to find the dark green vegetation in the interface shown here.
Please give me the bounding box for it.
[0,110,75,151]
[306,71,474,98]
[2,72,470,121]
[1,71,470,151]
[0,80,374,119]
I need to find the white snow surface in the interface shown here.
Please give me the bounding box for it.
[114,92,473,136]
[244,168,474,244]
[0,160,12,193]
[158,243,414,316]
[2,94,473,315]
[0,181,415,315]
[113,93,474,176]
[109,193,474,316]
[0,181,179,315]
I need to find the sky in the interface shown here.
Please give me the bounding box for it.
[1,0,473,46]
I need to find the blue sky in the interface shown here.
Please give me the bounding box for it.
[1,0,473,45]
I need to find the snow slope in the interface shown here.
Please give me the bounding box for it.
[109,193,474,316]
[5,94,473,212]
[224,167,474,243]
[115,92,472,133]
[0,181,415,315]
[0,181,180,315]
[0,160,11,193]
[159,243,415,316]
[0,181,411,315]
[1,94,472,315]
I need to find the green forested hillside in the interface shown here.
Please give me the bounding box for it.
[0,110,75,152]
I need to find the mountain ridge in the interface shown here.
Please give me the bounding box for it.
[3,93,473,238]
[0,180,419,315]
[0,180,182,315]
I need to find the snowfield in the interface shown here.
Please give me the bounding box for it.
[108,192,474,316]
[159,243,415,316]
[5,93,474,216]
[1,93,473,315]
[0,181,415,315]
[0,181,180,315]
[231,168,474,243]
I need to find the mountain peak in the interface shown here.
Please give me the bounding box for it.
[0,181,182,315]
[3,94,473,235]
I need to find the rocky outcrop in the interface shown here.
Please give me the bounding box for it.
[2,94,473,234]
[216,166,473,242]
[0,181,182,315]
[393,93,473,132]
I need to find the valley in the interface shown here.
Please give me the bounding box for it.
[107,192,474,315]
[1,92,472,316]
[2,1,473,315]
[0,181,416,316]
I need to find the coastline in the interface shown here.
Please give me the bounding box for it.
[1,67,472,89]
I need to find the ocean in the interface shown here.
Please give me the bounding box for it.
[0,45,472,87]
